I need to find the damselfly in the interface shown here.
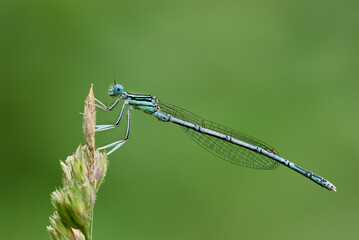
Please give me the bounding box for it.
[95,83,336,191]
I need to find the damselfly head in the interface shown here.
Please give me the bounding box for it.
[109,84,124,97]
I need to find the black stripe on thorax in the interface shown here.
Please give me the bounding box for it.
[127,92,154,102]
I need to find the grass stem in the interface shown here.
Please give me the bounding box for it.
[47,85,107,240]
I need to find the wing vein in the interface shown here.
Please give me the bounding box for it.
[158,101,280,170]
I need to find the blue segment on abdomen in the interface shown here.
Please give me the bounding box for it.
[152,112,171,121]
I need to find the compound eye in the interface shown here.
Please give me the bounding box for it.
[113,84,123,95]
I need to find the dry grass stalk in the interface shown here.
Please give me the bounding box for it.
[47,85,107,240]
[83,84,96,183]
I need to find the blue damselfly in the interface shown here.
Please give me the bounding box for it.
[95,83,336,191]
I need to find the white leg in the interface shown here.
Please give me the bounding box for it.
[95,98,121,111]
[98,108,131,155]
[95,101,128,132]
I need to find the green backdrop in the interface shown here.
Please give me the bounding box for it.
[1,1,358,239]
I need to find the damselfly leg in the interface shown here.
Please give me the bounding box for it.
[95,97,121,111]
[97,108,131,155]
[95,101,128,132]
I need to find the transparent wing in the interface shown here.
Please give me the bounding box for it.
[158,101,280,170]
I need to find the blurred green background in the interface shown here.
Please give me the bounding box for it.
[1,1,358,239]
